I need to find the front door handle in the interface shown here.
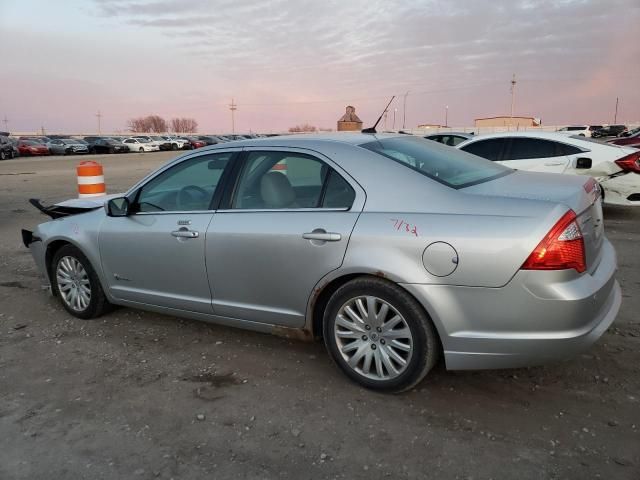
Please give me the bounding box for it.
[171,228,199,238]
[303,231,341,242]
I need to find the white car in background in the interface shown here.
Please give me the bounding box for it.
[456,132,640,206]
[122,137,160,153]
[556,125,602,137]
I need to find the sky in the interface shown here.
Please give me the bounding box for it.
[0,0,639,133]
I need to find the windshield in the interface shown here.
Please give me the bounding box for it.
[360,136,511,189]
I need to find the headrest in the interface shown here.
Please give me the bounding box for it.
[260,172,296,208]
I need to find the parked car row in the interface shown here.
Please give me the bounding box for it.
[424,131,640,207]
[555,124,629,138]
[0,133,265,159]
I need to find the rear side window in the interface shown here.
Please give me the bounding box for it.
[460,138,506,161]
[323,171,355,208]
[232,151,354,209]
[362,136,510,188]
[505,138,560,160]
[558,143,582,155]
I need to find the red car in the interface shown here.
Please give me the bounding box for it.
[17,140,50,156]
[186,136,206,149]
[608,128,640,147]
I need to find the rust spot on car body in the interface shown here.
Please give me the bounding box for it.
[374,270,387,278]
[271,325,314,342]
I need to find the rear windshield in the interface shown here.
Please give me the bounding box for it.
[360,136,511,189]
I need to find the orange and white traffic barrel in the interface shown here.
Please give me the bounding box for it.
[77,161,106,198]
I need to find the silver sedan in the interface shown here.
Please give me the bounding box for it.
[22,134,621,392]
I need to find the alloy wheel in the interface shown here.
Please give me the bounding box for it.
[334,295,413,380]
[56,256,91,312]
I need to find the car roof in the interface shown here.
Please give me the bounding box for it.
[459,131,591,142]
[203,132,407,149]
[424,132,472,137]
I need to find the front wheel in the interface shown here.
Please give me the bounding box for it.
[323,277,440,392]
[0,150,5,160]
[51,245,111,319]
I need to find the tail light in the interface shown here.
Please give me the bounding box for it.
[522,210,586,273]
[615,151,640,174]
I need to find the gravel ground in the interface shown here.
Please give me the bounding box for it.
[1,152,639,480]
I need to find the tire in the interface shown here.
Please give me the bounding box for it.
[10,150,15,159]
[171,143,178,150]
[323,277,440,393]
[51,244,111,320]
[0,150,5,160]
[139,147,144,152]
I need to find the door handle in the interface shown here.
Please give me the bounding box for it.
[543,161,564,166]
[171,229,199,238]
[303,231,341,242]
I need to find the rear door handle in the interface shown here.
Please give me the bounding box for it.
[171,229,199,238]
[303,231,342,242]
[543,161,564,166]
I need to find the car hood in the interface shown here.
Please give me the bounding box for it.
[29,194,123,219]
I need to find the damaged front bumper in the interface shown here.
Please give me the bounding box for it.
[21,228,50,291]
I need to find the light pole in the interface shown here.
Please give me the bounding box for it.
[96,110,102,135]
[402,91,409,129]
[510,73,517,124]
[393,108,397,130]
[445,105,449,127]
[614,97,619,124]
[229,98,237,134]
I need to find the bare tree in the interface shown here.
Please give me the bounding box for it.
[147,115,168,133]
[128,115,168,133]
[128,117,151,133]
[171,117,199,133]
[288,123,317,133]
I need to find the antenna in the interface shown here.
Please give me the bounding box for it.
[362,96,396,134]
[229,98,237,134]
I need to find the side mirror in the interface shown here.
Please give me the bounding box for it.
[106,197,130,217]
[576,157,592,169]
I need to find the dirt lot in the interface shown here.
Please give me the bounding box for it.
[1,151,639,480]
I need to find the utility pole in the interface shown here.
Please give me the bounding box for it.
[2,115,8,131]
[614,97,619,124]
[96,110,102,135]
[229,98,237,134]
[445,105,449,127]
[402,91,409,129]
[510,73,517,121]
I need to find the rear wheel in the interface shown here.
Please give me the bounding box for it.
[0,150,5,160]
[171,143,178,150]
[139,147,144,152]
[51,245,111,319]
[323,277,439,392]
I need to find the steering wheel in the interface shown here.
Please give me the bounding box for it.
[176,185,209,210]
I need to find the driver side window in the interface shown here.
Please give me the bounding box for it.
[136,152,232,212]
